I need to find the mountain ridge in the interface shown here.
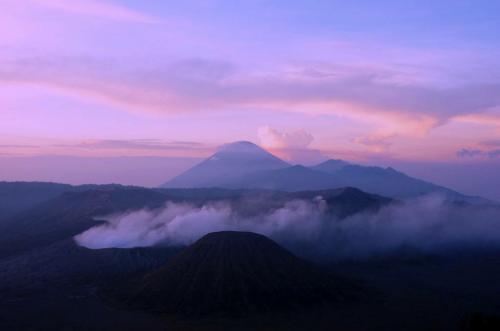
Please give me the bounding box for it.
[161,142,489,203]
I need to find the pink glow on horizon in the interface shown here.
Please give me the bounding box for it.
[0,0,499,190]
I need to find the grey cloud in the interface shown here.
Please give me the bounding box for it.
[457,148,484,158]
[456,148,500,159]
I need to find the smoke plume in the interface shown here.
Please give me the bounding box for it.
[74,195,500,260]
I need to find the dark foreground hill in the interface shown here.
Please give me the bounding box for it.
[121,231,358,316]
[1,182,500,330]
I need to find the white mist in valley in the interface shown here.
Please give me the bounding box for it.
[74,195,500,260]
[74,198,326,249]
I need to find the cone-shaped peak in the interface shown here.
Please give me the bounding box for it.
[125,231,357,316]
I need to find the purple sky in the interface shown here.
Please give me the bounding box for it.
[0,0,499,199]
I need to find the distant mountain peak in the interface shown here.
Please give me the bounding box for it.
[216,140,261,152]
[214,141,281,160]
[161,141,289,188]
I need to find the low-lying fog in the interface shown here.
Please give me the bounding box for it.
[74,195,500,260]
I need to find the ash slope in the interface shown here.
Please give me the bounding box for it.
[124,231,358,316]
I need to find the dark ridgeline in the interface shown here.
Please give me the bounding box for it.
[0,185,168,259]
[122,231,359,317]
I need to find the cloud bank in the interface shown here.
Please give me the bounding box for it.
[3,51,499,141]
[75,195,500,260]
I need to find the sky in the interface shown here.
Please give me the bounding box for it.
[1,0,499,199]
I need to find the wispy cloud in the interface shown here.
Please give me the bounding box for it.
[1,0,499,165]
[56,139,207,151]
[32,0,158,23]
[454,111,500,128]
[3,55,499,139]
[0,144,40,148]
[353,133,394,153]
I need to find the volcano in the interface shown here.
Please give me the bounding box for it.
[160,141,486,203]
[124,231,357,316]
[161,141,289,188]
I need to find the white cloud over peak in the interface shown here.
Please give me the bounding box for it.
[258,126,327,165]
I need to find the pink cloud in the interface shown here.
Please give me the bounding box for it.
[3,52,499,165]
[57,139,207,152]
[4,55,494,134]
[258,126,327,165]
[453,111,500,130]
[258,126,313,149]
[0,135,212,158]
[353,133,395,153]
[1,1,499,165]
